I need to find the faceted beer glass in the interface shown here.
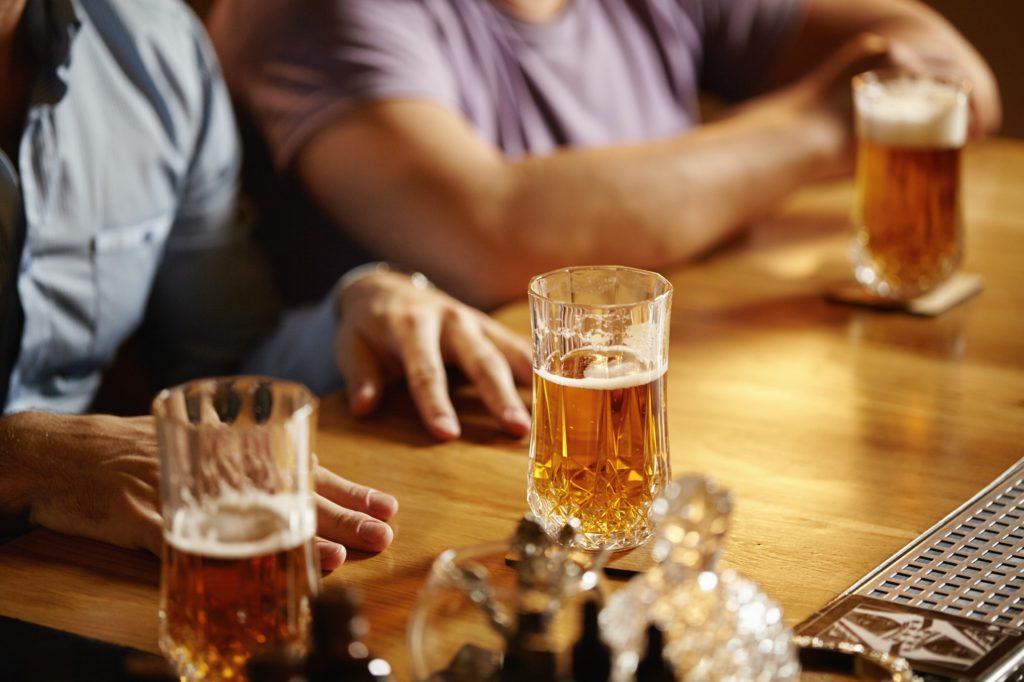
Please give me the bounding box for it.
[153,377,320,682]
[851,69,971,300]
[527,266,672,551]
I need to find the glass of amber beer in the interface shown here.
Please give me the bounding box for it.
[852,69,971,300]
[153,377,319,682]
[528,266,672,551]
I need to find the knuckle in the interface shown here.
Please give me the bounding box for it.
[397,307,432,330]
[465,351,494,379]
[406,364,444,390]
[442,303,472,327]
[467,349,508,384]
[322,507,355,535]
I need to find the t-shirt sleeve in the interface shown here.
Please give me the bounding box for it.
[684,0,805,102]
[213,0,459,170]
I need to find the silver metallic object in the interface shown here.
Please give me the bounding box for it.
[799,457,1024,681]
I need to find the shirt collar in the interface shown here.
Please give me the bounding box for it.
[25,0,81,104]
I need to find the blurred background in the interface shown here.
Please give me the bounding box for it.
[924,0,1023,138]
[187,0,1022,138]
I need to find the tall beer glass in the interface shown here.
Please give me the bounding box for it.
[153,377,319,682]
[852,69,971,300]
[528,266,672,551]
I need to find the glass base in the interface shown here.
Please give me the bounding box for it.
[527,491,654,552]
[854,264,956,301]
[158,632,205,682]
[851,242,960,301]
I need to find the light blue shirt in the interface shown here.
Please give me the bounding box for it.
[1,0,343,414]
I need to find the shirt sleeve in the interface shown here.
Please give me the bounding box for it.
[684,0,805,102]
[240,284,345,397]
[211,0,459,170]
[145,12,343,394]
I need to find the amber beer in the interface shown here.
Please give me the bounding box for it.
[852,71,970,299]
[159,497,317,682]
[529,346,670,551]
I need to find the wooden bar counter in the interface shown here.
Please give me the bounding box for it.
[1,138,1023,679]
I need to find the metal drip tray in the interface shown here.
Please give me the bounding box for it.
[798,458,1024,681]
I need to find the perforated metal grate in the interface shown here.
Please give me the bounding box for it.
[851,460,1024,630]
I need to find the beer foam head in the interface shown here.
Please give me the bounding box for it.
[855,74,968,148]
[538,346,666,390]
[166,492,315,559]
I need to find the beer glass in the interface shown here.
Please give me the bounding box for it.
[527,266,672,551]
[153,377,319,682]
[851,69,971,300]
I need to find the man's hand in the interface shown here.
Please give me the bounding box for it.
[769,0,1001,145]
[0,412,163,553]
[335,270,533,441]
[0,411,397,571]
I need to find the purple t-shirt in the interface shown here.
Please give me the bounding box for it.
[212,0,802,166]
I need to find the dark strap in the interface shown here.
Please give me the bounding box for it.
[0,152,26,410]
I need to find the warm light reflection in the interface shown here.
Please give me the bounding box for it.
[668,301,967,531]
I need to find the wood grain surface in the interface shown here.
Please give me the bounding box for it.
[1,138,1022,679]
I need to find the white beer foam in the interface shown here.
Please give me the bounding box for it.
[856,76,968,148]
[537,348,666,390]
[166,492,315,559]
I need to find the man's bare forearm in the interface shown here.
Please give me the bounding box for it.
[300,90,845,309]
[494,91,846,279]
[0,412,40,534]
